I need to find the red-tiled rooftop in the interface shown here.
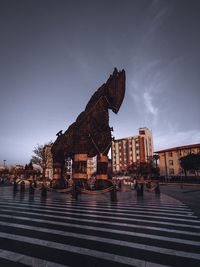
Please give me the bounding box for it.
[155,143,200,153]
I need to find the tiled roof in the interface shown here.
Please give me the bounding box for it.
[155,143,200,153]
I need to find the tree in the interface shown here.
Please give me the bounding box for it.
[127,161,159,178]
[31,145,44,168]
[31,141,53,179]
[25,160,33,170]
[180,153,200,177]
[127,162,138,176]
[138,162,151,176]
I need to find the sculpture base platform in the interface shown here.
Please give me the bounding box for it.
[73,178,90,190]
[94,179,113,190]
[52,178,66,189]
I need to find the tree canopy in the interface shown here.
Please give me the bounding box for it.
[180,153,200,175]
[31,141,53,168]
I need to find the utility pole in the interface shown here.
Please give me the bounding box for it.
[164,152,168,182]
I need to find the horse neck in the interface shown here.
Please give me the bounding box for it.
[87,94,109,115]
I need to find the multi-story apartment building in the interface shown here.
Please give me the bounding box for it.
[111,127,153,173]
[155,144,200,177]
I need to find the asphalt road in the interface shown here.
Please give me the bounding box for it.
[160,185,200,219]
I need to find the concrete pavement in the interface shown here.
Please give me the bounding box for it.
[0,184,199,266]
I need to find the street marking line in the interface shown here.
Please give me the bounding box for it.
[1,213,200,237]
[0,248,67,266]
[0,219,200,247]
[0,231,200,262]
[0,202,199,223]
[1,195,188,207]
[0,205,200,229]
[0,232,170,267]
[0,198,195,217]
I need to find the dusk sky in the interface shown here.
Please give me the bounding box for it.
[1,0,200,166]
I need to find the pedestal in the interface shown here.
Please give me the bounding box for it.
[72,154,88,188]
[52,162,65,189]
[95,154,111,189]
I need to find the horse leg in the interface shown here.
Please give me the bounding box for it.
[72,154,88,189]
[52,161,65,189]
[96,153,109,189]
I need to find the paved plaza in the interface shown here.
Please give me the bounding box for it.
[0,184,200,266]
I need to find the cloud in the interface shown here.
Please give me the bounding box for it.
[154,129,200,151]
[128,60,161,126]
[143,91,158,116]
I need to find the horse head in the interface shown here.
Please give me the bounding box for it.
[105,68,126,114]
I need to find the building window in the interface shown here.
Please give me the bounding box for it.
[130,147,132,151]
[136,147,139,151]
[169,160,173,166]
[169,168,174,175]
[178,150,181,157]
[169,152,173,157]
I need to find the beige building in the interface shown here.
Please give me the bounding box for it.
[155,144,200,177]
[111,127,154,173]
[43,144,53,179]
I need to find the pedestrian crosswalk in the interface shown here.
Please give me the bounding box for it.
[0,186,200,266]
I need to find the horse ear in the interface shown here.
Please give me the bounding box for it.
[113,67,118,74]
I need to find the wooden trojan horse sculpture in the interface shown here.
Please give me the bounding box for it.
[51,68,125,189]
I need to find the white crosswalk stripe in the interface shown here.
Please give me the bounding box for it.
[0,187,199,266]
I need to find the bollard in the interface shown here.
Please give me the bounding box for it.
[41,184,47,197]
[155,182,160,195]
[71,183,78,200]
[34,181,37,188]
[110,184,117,201]
[20,181,25,192]
[13,181,18,192]
[137,183,143,197]
[29,182,34,195]
[134,181,138,190]
[140,183,144,196]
